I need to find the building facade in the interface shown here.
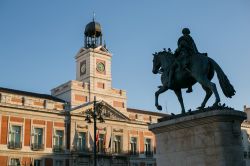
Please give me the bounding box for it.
[241,106,250,165]
[0,19,166,166]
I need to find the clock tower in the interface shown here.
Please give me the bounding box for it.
[52,18,127,113]
[75,18,112,91]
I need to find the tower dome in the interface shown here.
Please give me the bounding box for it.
[84,21,102,37]
[84,19,103,48]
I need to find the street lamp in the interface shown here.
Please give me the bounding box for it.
[85,96,105,166]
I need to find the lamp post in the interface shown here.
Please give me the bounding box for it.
[85,96,105,166]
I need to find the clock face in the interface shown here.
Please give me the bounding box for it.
[81,63,86,73]
[96,62,105,73]
[80,60,86,75]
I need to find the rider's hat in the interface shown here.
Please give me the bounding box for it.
[182,28,190,35]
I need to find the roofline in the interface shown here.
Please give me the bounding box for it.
[0,87,65,103]
[127,108,169,117]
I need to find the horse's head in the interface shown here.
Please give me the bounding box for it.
[152,49,174,74]
[152,52,161,74]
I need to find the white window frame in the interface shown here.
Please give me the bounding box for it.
[144,137,153,155]
[130,136,138,154]
[77,131,87,150]
[9,157,21,166]
[53,129,64,146]
[113,135,122,153]
[8,123,23,148]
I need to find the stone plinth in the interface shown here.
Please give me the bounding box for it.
[149,109,246,166]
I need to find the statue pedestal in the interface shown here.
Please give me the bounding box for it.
[149,109,246,166]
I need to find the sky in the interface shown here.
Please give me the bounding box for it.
[0,0,249,114]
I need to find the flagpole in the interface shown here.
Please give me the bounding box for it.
[93,96,97,166]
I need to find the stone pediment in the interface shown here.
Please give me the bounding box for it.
[70,101,129,121]
[98,46,109,53]
[76,46,110,57]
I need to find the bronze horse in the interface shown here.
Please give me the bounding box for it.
[152,51,235,114]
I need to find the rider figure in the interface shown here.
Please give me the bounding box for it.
[168,28,200,93]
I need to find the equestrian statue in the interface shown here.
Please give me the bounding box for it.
[152,28,235,114]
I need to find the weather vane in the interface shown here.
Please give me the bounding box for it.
[93,11,96,21]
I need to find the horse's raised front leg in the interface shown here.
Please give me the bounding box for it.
[174,89,185,114]
[198,85,212,109]
[155,85,168,110]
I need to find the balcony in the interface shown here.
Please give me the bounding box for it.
[145,151,154,157]
[8,141,22,149]
[73,146,91,153]
[129,150,139,157]
[53,145,65,152]
[95,146,105,154]
[31,143,44,151]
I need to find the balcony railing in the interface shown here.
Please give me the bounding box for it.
[111,150,128,156]
[53,145,65,152]
[129,150,139,156]
[73,146,91,153]
[8,164,21,166]
[8,141,22,149]
[145,151,154,157]
[31,143,44,151]
[93,148,128,156]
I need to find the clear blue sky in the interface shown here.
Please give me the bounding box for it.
[0,0,249,114]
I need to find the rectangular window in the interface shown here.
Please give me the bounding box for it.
[34,159,42,166]
[9,158,20,166]
[130,137,137,155]
[145,138,152,157]
[113,135,122,154]
[77,132,86,151]
[8,125,22,149]
[32,128,44,150]
[97,134,105,153]
[53,130,64,152]
[55,160,63,166]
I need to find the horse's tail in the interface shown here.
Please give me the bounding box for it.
[209,57,235,98]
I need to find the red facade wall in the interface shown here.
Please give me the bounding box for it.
[75,94,87,102]
[113,101,124,108]
[139,131,144,154]
[130,130,138,135]
[10,116,24,123]
[97,82,105,89]
[144,131,153,137]
[46,121,53,148]
[1,116,8,144]
[33,119,45,125]
[33,101,44,107]
[24,119,31,146]
[0,156,8,166]
[22,157,31,165]
[54,122,64,127]
[11,97,22,103]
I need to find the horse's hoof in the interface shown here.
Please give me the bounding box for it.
[157,105,162,110]
[197,106,204,110]
[213,102,220,107]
